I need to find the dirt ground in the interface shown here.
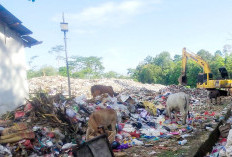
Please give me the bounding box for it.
[114,98,231,157]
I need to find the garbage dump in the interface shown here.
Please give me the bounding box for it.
[0,77,230,156]
[204,107,232,157]
[28,76,166,97]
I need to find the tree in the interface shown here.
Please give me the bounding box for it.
[153,51,174,84]
[27,69,40,79]
[69,56,105,79]
[137,64,162,83]
[197,49,213,62]
[185,60,202,87]
[48,45,65,68]
[215,50,223,56]
[103,71,120,78]
[28,55,38,69]
[223,44,232,56]
[58,66,72,77]
[174,55,182,62]
[144,56,154,64]
[153,51,172,69]
[38,66,58,76]
[210,54,225,79]
[225,54,232,78]
[168,61,182,85]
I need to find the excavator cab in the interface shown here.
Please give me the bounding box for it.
[197,73,213,85]
[219,67,229,79]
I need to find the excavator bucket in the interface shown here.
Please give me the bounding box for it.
[178,74,187,85]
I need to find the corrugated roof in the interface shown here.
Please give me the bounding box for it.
[21,36,42,48]
[0,4,41,47]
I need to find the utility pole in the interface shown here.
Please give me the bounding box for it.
[60,13,71,98]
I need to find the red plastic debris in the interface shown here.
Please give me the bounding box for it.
[209,112,215,116]
[15,111,25,119]
[47,132,55,138]
[129,131,140,138]
[219,138,227,143]
[24,103,33,112]
[23,140,33,149]
[204,111,209,115]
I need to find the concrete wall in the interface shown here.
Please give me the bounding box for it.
[0,22,28,115]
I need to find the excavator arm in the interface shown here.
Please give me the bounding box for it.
[179,47,211,85]
[179,47,232,92]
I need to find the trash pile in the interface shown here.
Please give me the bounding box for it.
[207,106,232,157]
[28,76,165,97]
[0,93,90,156]
[0,80,228,156]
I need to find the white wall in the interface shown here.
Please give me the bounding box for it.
[0,22,28,115]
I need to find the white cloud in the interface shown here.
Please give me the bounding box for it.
[52,0,161,33]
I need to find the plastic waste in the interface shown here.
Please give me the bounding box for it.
[178,139,187,145]
[181,134,191,138]
[112,141,120,149]
[156,116,165,125]
[15,111,25,119]
[140,128,160,136]
[162,126,171,132]
[132,139,144,146]
[117,144,129,149]
[75,95,86,105]
[120,95,130,102]
[164,119,171,124]
[24,103,33,112]
[206,127,214,131]
[0,145,12,156]
[66,108,76,118]
[33,126,41,131]
[61,143,77,150]
[54,129,65,139]
[123,124,135,132]
[45,140,53,147]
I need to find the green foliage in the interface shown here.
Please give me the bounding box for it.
[225,54,232,78]
[210,54,225,79]
[28,46,232,86]
[38,66,58,76]
[185,60,202,87]
[138,64,162,83]
[58,66,72,77]
[128,48,232,87]
[173,55,182,62]
[69,56,105,79]
[27,66,58,79]
[197,49,213,62]
[103,71,120,78]
[27,69,40,79]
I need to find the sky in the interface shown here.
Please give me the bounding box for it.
[1,0,232,75]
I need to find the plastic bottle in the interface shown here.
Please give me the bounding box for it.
[178,139,187,145]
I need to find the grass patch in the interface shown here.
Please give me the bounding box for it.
[157,149,187,157]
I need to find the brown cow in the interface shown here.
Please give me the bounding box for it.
[91,85,118,98]
[86,108,117,141]
[208,89,228,104]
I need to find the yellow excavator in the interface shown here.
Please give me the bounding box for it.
[178,47,232,91]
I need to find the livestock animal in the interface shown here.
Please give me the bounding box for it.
[166,92,190,125]
[208,90,228,104]
[91,85,118,98]
[86,108,117,141]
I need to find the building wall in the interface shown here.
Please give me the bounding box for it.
[0,22,28,115]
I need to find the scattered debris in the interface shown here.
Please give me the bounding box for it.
[0,77,230,156]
